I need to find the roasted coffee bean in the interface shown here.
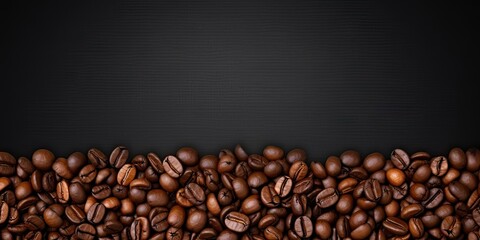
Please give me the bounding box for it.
[117,164,136,186]
[316,187,339,208]
[43,204,64,228]
[225,211,250,233]
[87,203,106,224]
[32,149,55,171]
[0,152,16,176]
[76,223,96,240]
[65,205,86,224]
[275,176,293,198]
[364,178,382,202]
[431,156,449,176]
[441,216,461,239]
[293,215,313,238]
[382,217,408,235]
[109,146,128,169]
[87,148,107,169]
[391,149,410,170]
[289,161,308,182]
[184,183,205,205]
[163,155,184,178]
[3,145,480,239]
[52,157,73,180]
[0,201,8,224]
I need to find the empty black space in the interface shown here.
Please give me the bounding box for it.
[1,1,479,160]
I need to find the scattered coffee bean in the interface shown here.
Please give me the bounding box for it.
[0,145,479,239]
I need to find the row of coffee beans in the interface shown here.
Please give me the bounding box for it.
[1,146,480,239]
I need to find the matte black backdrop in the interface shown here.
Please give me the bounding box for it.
[2,1,479,160]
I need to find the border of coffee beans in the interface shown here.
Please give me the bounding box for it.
[1,146,480,239]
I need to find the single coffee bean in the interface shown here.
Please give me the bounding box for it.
[79,164,97,183]
[264,161,282,178]
[65,205,86,224]
[87,148,107,168]
[325,156,342,177]
[448,181,470,201]
[0,201,8,224]
[225,211,250,233]
[184,183,205,205]
[117,164,136,186]
[466,148,480,172]
[87,203,106,224]
[24,215,45,231]
[422,188,444,209]
[76,223,96,240]
[410,183,429,201]
[0,152,16,176]
[14,181,32,200]
[441,216,461,239]
[382,217,408,235]
[261,185,281,207]
[56,180,69,204]
[386,168,406,186]
[430,156,449,176]
[43,204,64,228]
[316,188,339,208]
[294,216,313,238]
[275,176,293,198]
[185,209,207,233]
[449,147,466,170]
[263,145,284,161]
[102,196,120,209]
[91,184,111,200]
[391,149,410,170]
[52,157,73,179]
[41,171,57,192]
[32,149,55,171]
[145,152,163,174]
[163,155,184,178]
[286,148,307,164]
[234,144,249,162]
[232,177,249,200]
[289,161,309,182]
[241,194,262,215]
[247,171,268,189]
[167,205,186,228]
[363,152,386,173]
[109,146,128,169]
[176,147,199,166]
[400,203,424,219]
[364,178,382,202]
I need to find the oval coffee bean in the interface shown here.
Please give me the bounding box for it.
[224,211,250,233]
[163,155,184,178]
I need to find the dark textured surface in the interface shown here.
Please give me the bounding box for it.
[2,1,479,159]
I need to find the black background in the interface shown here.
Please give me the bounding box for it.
[2,1,479,160]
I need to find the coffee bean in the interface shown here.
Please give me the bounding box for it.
[386,168,406,186]
[86,203,106,224]
[391,149,410,170]
[87,148,107,169]
[76,223,96,240]
[24,215,45,231]
[163,155,184,178]
[289,161,308,182]
[225,211,250,233]
[109,146,128,169]
[117,164,136,186]
[56,180,69,203]
[184,183,205,205]
[382,217,408,235]
[275,176,293,198]
[293,216,313,238]
[65,205,86,224]
[0,201,8,224]
[316,187,339,208]
[43,204,64,228]
[53,157,73,180]
[431,156,449,176]
[441,216,461,239]
[32,149,55,171]
[167,205,185,228]
[364,178,382,202]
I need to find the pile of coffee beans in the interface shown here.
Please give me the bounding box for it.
[1,145,480,240]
